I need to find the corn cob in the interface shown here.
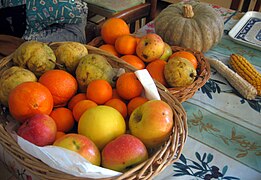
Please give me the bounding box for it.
[207,57,257,100]
[229,54,261,96]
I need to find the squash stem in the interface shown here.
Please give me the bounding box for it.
[183,4,194,18]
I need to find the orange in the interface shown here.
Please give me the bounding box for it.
[72,100,97,122]
[86,79,113,104]
[39,69,78,107]
[116,72,143,100]
[50,107,75,132]
[121,55,145,70]
[67,93,87,111]
[115,35,137,55]
[101,18,130,45]
[99,44,120,57]
[55,131,66,141]
[135,37,141,45]
[105,98,127,119]
[170,51,198,69]
[112,88,123,100]
[127,96,148,116]
[8,82,53,123]
[146,59,168,87]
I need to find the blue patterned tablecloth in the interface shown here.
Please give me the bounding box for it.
[136,5,261,180]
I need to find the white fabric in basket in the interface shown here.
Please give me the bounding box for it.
[17,136,121,178]
[135,69,161,100]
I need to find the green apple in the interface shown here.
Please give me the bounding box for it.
[102,134,148,172]
[160,43,173,61]
[129,100,173,148]
[78,105,126,150]
[136,33,165,63]
[53,133,101,166]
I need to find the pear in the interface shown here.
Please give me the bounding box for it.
[55,42,88,73]
[164,57,197,87]
[76,54,116,92]
[13,41,56,76]
[0,66,37,106]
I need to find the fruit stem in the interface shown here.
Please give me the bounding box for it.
[183,4,194,18]
[50,60,64,69]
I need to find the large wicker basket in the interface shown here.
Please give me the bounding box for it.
[89,36,211,103]
[0,42,187,180]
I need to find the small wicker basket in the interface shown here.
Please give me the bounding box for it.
[88,37,211,103]
[0,42,187,180]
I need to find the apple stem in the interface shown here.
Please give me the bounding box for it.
[183,4,194,18]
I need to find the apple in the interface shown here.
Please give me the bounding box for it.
[78,105,126,150]
[129,100,173,148]
[17,114,57,146]
[102,134,148,172]
[136,33,165,63]
[53,133,101,166]
[160,43,173,61]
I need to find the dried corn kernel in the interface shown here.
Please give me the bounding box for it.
[230,54,261,96]
[207,57,257,100]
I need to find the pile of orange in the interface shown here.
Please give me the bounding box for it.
[99,18,145,70]
[8,18,198,143]
[99,18,198,89]
[8,66,149,140]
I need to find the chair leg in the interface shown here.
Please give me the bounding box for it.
[130,22,136,33]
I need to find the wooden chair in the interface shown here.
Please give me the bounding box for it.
[85,0,157,33]
[238,0,261,12]
[205,0,261,11]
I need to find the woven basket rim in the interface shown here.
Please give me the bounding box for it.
[0,42,188,180]
[88,37,211,103]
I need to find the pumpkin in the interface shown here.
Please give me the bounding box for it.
[154,2,224,52]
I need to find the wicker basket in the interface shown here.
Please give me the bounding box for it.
[0,42,187,180]
[88,37,211,103]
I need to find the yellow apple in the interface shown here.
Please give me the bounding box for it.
[129,100,173,148]
[53,133,101,166]
[102,134,148,172]
[78,105,126,150]
[136,33,165,63]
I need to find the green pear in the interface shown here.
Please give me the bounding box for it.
[13,41,56,76]
[164,57,197,87]
[55,42,88,73]
[160,43,172,61]
[76,54,116,92]
[0,66,37,106]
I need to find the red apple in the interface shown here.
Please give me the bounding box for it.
[17,114,57,146]
[102,134,148,172]
[129,100,173,148]
[160,43,173,61]
[53,133,101,166]
[136,33,165,63]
